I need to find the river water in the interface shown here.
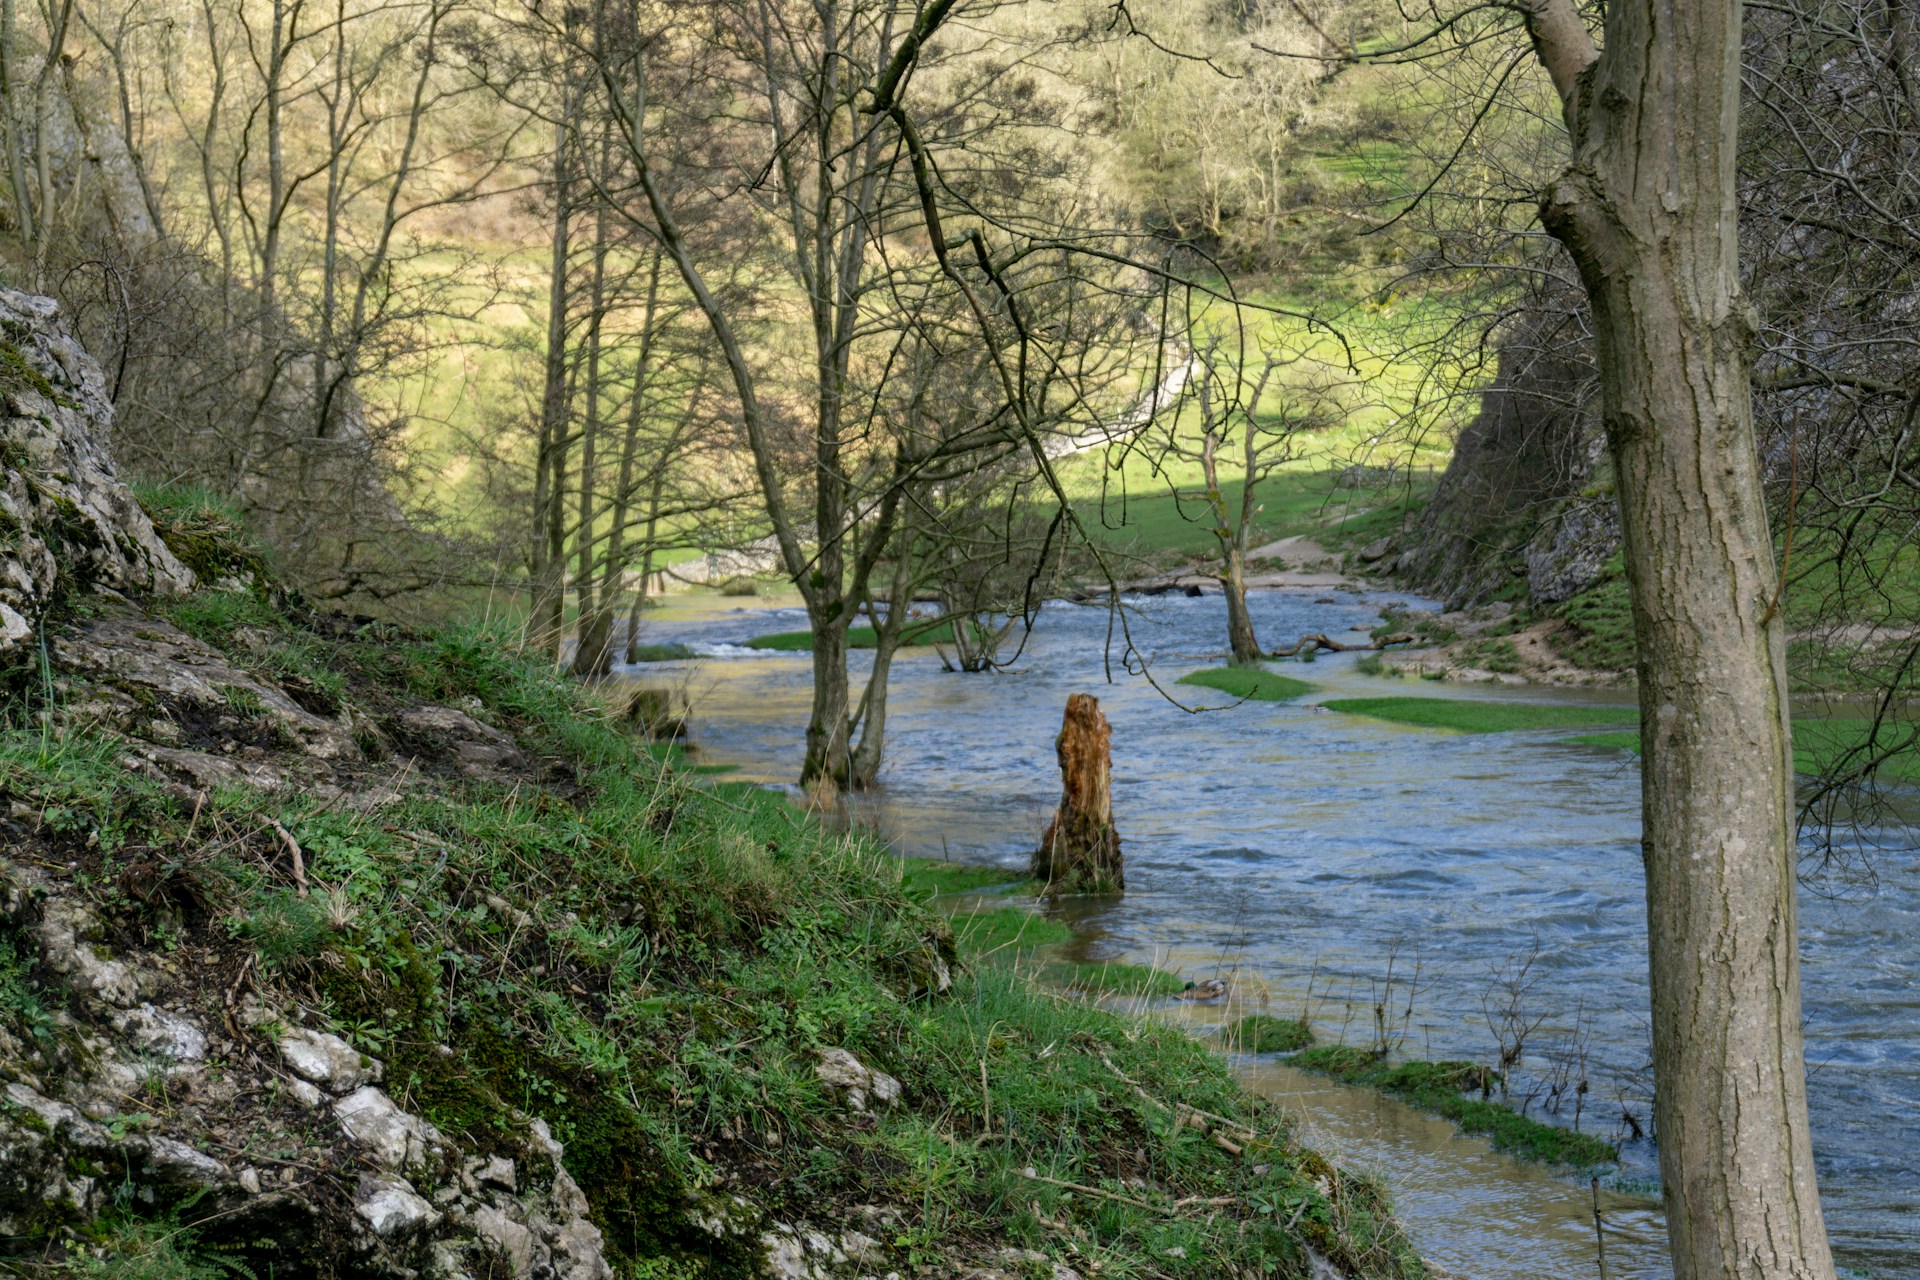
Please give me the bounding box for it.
[616,586,1919,1279]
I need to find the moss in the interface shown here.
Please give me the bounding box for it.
[0,337,72,408]
[1321,696,1636,734]
[1227,1014,1315,1054]
[1176,667,1315,701]
[135,485,271,584]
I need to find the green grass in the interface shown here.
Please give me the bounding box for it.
[629,643,695,662]
[898,858,1035,900]
[1321,696,1637,734]
[948,907,1075,958]
[1570,719,1920,783]
[1041,960,1188,998]
[745,619,960,651]
[1226,1015,1315,1054]
[1552,564,1636,673]
[1177,667,1315,701]
[12,588,1426,1278]
[1288,1047,1617,1169]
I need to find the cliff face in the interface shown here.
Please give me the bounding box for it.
[0,289,193,656]
[1397,311,1619,612]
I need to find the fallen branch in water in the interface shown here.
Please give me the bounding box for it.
[1268,632,1414,658]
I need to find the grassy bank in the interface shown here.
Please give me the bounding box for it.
[8,583,1425,1278]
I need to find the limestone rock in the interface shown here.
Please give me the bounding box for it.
[395,704,526,776]
[356,1175,440,1237]
[815,1048,901,1114]
[334,1087,444,1170]
[280,1026,383,1092]
[1524,494,1621,605]
[0,288,193,656]
[113,1004,208,1063]
[53,609,358,762]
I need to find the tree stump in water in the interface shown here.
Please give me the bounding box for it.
[1033,693,1123,891]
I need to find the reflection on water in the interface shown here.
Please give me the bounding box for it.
[621,588,1920,1280]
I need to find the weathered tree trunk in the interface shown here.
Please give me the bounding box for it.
[1525,0,1836,1275]
[1033,694,1123,892]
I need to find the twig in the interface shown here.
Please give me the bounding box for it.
[1591,1176,1610,1280]
[269,821,307,897]
[1020,1169,1164,1213]
[1098,1049,1257,1140]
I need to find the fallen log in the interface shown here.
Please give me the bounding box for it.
[1268,631,1415,658]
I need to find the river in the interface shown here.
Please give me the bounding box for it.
[615,585,1919,1280]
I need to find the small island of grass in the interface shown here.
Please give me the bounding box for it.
[1178,667,1315,701]
[745,618,961,651]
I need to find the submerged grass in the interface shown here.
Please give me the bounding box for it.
[1571,719,1920,783]
[1041,960,1187,998]
[898,857,1035,900]
[1288,1047,1617,1169]
[745,620,959,651]
[1227,1015,1316,1054]
[1322,696,1637,734]
[8,589,1424,1278]
[1178,667,1316,701]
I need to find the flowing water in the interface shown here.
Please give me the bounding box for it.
[617,587,1920,1279]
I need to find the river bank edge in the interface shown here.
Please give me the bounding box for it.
[906,858,1626,1181]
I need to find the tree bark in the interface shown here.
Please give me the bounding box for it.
[1525,0,1836,1274]
[1033,693,1123,892]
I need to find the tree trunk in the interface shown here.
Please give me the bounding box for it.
[1526,0,1836,1274]
[530,95,574,661]
[802,619,853,790]
[1197,364,1262,664]
[1222,545,1259,666]
[1033,693,1123,892]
